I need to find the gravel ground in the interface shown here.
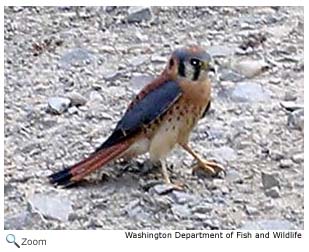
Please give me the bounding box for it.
[4,6,304,230]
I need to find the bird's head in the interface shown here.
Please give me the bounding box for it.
[166,45,215,81]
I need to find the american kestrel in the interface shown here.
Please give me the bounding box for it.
[49,45,225,188]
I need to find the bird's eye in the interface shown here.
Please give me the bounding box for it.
[190,58,200,67]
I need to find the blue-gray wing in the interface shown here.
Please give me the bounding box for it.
[98,80,182,150]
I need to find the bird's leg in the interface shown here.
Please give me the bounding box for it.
[160,160,184,190]
[180,143,225,175]
[160,160,171,184]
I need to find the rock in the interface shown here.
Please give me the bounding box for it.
[98,45,115,53]
[270,150,284,161]
[152,184,175,195]
[89,90,103,102]
[102,69,122,81]
[261,171,281,190]
[191,203,213,214]
[230,82,271,103]
[262,199,275,211]
[59,48,93,69]
[4,183,15,195]
[280,101,303,112]
[124,199,143,218]
[104,6,116,13]
[265,187,281,198]
[284,91,298,101]
[68,212,79,221]
[292,153,304,164]
[68,106,79,115]
[226,169,243,184]
[20,142,40,154]
[220,185,230,194]
[219,68,244,82]
[209,180,229,194]
[4,211,33,229]
[267,24,294,38]
[210,146,237,164]
[124,199,140,211]
[207,45,235,57]
[171,204,191,219]
[233,195,249,204]
[135,31,148,42]
[153,195,173,209]
[240,219,296,230]
[140,179,162,191]
[203,219,220,229]
[287,109,304,131]
[193,212,208,220]
[128,55,149,67]
[210,179,225,190]
[231,59,268,78]
[269,78,281,85]
[130,73,154,92]
[245,205,259,215]
[171,191,196,204]
[279,159,293,169]
[47,97,71,114]
[293,181,304,188]
[28,192,73,221]
[239,32,267,50]
[87,218,104,229]
[127,6,152,23]
[203,126,225,141]
[11,6,24,12]
[67,92,87,106]
[151,55,167,64]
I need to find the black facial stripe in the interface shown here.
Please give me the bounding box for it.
[193,66,201,81]
[178,60,186,77]
[169,58,174,69]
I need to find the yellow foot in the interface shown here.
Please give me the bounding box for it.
[192,159,225,176]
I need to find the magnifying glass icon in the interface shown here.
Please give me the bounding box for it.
[6,234,20,248]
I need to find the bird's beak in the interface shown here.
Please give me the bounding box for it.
[201,61,216,73]
[208,62,216,73]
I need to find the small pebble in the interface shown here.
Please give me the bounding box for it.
[193,213,208,220]
[152,184,175,195]
[265,187,281,198]
[47,97,71,114]
[261,171,281,189]
[279,159,293,169]
[245,205,259,215]
[280,101,303,112]
[270,150,284,161]
[191,203,213,214]
[28,193,73,222]
[288,109,304,131]
[292,153,304,164]
[232,59,268,78]
[171,204,191,219]
[67,92,87,106]
[171,191,196,204]
[127,6,153,23]
[68,106,79,115]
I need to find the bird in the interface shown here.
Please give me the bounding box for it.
[48,45,225,188]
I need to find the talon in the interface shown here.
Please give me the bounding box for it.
[192,159,225,176]
[206,160,226,174]
[192,163,215,174]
